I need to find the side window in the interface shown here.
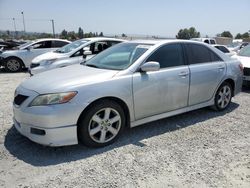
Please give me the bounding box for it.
[71,48,83,57]
[52,41,69,48]
[186,44,222,64]
[210,40,216,44]
[146,44,185,69]
[32,41,52,49]
[215,46,229,53]
[204,39,209,44]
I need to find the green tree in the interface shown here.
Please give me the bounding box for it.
[68,31,77,40]
[99,32,104,37]
[220,31,233,38]
[78,27,84,39]
[242,32,250,39]
[176,27,200,39]
[60,29,68,39]
[122,33,127,37]
[235,33,242,39]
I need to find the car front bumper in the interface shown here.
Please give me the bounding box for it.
[13,86,87,146]
[14,118,77,146]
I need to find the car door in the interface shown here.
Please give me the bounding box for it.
[185,43,226,106]
[133,43,190,120]
[26,40,53,65]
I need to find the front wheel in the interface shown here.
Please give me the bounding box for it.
[78,100,125,147]
[5,57,23,72]
[213,82,232,111]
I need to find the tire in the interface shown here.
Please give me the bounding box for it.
[213,82,232,111]
[4,57,23,72]
[78,100,125,147]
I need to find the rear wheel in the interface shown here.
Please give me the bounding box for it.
[213,82,232,111]
[5,57,23,72]
[78,100,125,147]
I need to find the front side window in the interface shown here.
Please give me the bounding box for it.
[210,40,216,44]
[32,41,52,49]
[52,41,69,48]
[85,43,151,70]
[186,44,222,64]
[146,44,184,68]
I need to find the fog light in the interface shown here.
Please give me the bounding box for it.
[30,128,46,135]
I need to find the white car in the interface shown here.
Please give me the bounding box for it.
[212,44,236,57]
[190,38,216,44]
[30,37,125,75]
[232,45,250,86]
[0,38,70,72]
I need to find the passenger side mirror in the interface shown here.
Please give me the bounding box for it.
[83,50,92,56]
[140,61,160,72]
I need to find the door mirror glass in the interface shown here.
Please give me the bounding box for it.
[140,61,160,72]
[83,50,92,56]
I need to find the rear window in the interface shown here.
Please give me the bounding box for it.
[52,40,69,48]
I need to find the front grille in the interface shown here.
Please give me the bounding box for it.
[243,68,250,76]
[30,63,40,69]
[14,94,29,105]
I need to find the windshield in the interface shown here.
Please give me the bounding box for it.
[238,45,250,57]
[85,43,152,70]
[55,40,88,53]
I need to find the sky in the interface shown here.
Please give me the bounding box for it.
[0,0,249,38]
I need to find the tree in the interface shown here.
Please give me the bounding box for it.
[61,29,68,39]
[220,31,233,38]
[78,27,84,39]
[176,27,200,39]
[68,31,77,40]
[235,33,242,39]
[122,33,127,37]
[99,32,104,37]
[242,32,250,39]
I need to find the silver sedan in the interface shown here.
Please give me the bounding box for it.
[13,40,243,147]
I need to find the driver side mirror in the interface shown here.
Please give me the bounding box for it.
[140,61,160,72]
[26,46,33,50]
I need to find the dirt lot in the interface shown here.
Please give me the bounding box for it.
[0,70,250,188]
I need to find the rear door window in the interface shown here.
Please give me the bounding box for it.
[185,44,222,64]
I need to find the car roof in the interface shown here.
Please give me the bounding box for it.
[33,38,70,43]
[126,39,211,46]
[83,37,126,42]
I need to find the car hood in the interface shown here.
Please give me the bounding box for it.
[20,64,119,94]
[32,51,68,63]
[232,55,250,68]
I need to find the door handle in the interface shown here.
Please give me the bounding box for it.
[178,71,189,77]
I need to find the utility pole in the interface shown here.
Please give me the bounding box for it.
[12,18,17,38]
[51,19,55,38]
[21,11,26,33]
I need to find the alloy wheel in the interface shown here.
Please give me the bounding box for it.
[6,59,21,72]
[88,107,121,143]
[217,85,231,109]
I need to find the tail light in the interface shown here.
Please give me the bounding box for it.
[239,63,244,73]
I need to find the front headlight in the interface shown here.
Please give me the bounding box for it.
[29,92,77,106]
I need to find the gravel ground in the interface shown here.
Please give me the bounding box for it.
[0,70,250,188]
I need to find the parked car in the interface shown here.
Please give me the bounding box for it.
[0,38,70,72]
[227,42,249,52]
[13,40,243,147]
[190,38,216,44]
[29,37,125,75]
[212,44,236,57]
[232,45,250,86]
[0,40,26,51]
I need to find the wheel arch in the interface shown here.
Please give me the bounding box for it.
[77,96,131,130]
[5,56,25,68]
[222,78,235,96]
